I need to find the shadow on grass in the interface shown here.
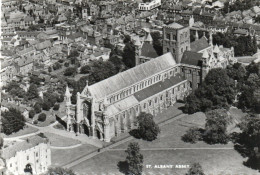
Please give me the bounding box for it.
[129,129,141,139]
[55,115,67,129]
[230,132,260,172]
[117,161,129,175]
[178,105,187,113]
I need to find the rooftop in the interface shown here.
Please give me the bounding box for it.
[86,52,177,100]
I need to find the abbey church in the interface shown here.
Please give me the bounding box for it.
[65,22,237,142]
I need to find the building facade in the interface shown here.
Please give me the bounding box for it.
[139,0,161,11]
[2,136,51,175]
[162,23,190,63]
[65,22,237,142]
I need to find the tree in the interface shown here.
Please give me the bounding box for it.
[187,163,205,175]
[53,104,60,111]
[182,127,201,143]
[80,65,91,74]
[4,81,26,98]
[27,84,39,100]
[236,114,260,171]
[125,142,143,175]
[136,112,160,141]
[122,42,136,68]
[204,109,230,144]
[42,100,51,111]
[151,31,163,56]
[109,55,125,72]
[47,167,76,175]
[64,67,77,76]
[34,102,42,114]
[88,60,118,84]
[29,110,36,119]
[57,94,64,103]
[38,113,47,122]
[52,62,62,70]
[184,68,236,113]
[48,66,52,72]
[2,108,25,135]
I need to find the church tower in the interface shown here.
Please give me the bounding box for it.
[163,23,190,63]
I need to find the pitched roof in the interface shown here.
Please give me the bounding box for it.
[181,51,203,66]
[86,52,177,100]
[35,40,52,50]
[190,36,210,52]
[134,74,186,102]
[167,22,183,29]
[2,135,47,159]
[141,43,158,58]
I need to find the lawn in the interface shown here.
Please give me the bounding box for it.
[70,110,259,174]
[113,112,233,150]
[2,125,39,138]
[43,132,81,147]
[51,144,98,167]
[71,149,258,175]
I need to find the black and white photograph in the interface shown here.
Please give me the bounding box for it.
[0,0,260,174]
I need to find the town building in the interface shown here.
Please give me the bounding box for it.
[139,0,161,11]
[2,135,51,175]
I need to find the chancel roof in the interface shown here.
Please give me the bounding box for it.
[134,74,186,102]
[190,36,210,52]
[181,51,203,66]
[141,43,158,58]
[86,52,177,100]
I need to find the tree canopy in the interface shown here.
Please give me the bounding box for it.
[213,33,257,56]
[122,42,136,68]
[204,109,230,144]
[125,142,143,175]
[26,84,39,100]
[47,167,76,175]
[136,112,160,141]
[184,68,236,114]
[187,163,205,175]
[2,108,25,135]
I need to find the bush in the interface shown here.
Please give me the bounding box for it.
[34,103,42,114]
[53,104,60,111]
[58,59,64,63]
[64,67,77,76]
[29,110,36,119]
[57,94,64,103]
[42,101,51,111]
[64,62,70,67]
[53,62,62,70]
[80,65,91,74]
[38,113,47,122]
[182,127,202,143]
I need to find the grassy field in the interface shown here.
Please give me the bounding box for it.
[43,132,81,147]
[2,125,38,138]
[70,109,259,174]
[51,144,98,167]
[71,149,258,175]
